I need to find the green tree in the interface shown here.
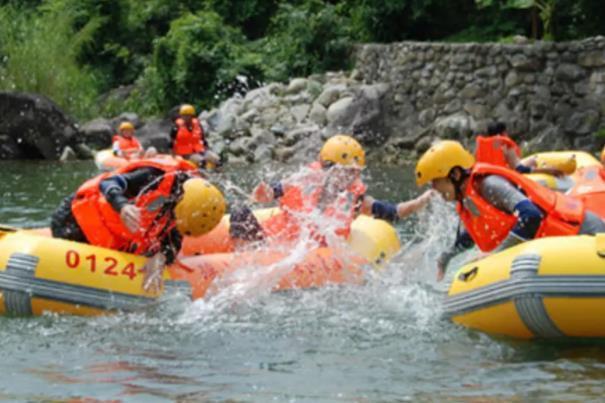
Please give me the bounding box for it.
[139,10,262,112]
[0,3,101,118]
[206,0,278,39]
[260,0,353,81]
[476,0,556,39]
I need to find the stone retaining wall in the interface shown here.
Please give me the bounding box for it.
[354,37,605,162]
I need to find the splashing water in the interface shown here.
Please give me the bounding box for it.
[1,161,604,401]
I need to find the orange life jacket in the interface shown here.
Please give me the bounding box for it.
[475,134,521,167]
[457,163,585,252]
[113,135,142,158]
[263,162,367,243]
[173,118,205,156]
[71,158,196,255]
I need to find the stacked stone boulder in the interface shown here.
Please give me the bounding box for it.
[200,36,605,165]
[201,72,389,163]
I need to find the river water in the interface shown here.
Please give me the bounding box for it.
[0,160,604,402]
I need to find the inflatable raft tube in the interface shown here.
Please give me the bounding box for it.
[94,149,218,172]
[180,208,401,267]
[523,151,601,190]
[168,247,368,300]
[0,226,179,316]
[444,234,605,339]
[170,214,401,299]
[15,212,399,313]
[94,149,129,171]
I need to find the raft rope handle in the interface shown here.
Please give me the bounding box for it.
[0,225,18,233]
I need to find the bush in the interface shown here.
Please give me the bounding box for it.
[260,1,353,82]
[136,10,263,113]
[0,4,101,119]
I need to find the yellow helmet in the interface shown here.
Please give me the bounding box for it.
[174,178,226,237]
[415,140,475,186]
[319,135,366,168]
[119,121,135,132]
[179,104,196,116]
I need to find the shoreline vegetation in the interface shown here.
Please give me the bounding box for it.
[0,0,603,121]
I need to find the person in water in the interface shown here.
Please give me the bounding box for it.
[475,121,565,176]
[112,121,157,160]
[415,140,605,281]
[170,104,221,168]
[230,134,433,247]
[51,158,226,291]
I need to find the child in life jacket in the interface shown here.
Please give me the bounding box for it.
[112,121,157,160]
[475,121,567,176]
[415,140,605,281]
[51,158,226,291]
[229,135,433,248]
[170,104,221,168]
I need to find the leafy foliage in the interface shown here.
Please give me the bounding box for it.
[0,0,603,119]
[0,3,100,118]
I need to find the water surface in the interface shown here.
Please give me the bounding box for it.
[0,160,604,402]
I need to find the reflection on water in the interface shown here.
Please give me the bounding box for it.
[0,160,605,401]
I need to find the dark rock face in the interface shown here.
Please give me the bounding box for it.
[79,118,114,149]
[0,92,79,160]
[136,118,173,152]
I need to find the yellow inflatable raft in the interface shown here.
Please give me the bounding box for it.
[3,212,400,316]
[444,234,605,339]
[0,226,176,316]
[525,151,601,191]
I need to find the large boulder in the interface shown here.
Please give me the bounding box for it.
[136,118,173,152]
[325,84,390,145]
[0,92,79,159]
[80,118,113,149]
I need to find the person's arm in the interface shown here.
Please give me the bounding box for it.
[479,175,544,252]
[159,227,182,265]
[112,141,122,157]
[99,168,163,212]
[437,227,475,281]
[361,190,433,222]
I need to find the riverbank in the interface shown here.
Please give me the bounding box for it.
[2,37,605,163]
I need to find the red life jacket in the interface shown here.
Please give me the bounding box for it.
[173,118,205,156]
[458,163,585,252]
[71,158,197,255]
[475,134,521,167]
[264,162,367,242]
[113,135,142,158]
